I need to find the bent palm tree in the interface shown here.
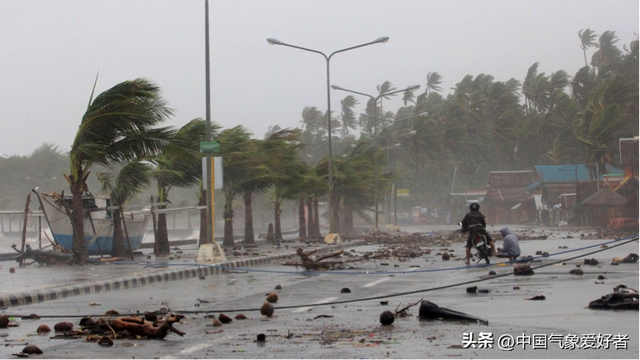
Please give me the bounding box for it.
[96,160,153,258]
[153,118,211,255]
[578,28,599,67]
[67,78,174,264]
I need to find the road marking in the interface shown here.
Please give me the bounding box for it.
[163,335,234,358]
[291,296,339,313]
[363,277,391,288]
[363,269,421,288]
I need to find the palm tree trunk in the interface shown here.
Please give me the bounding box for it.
[274,200,283,240]
[298,196,306,239]
[243,192,255,244]
[313,196,320,237]
[343,203,354,233]
[111,209,126,258]
[156,207,170,256]
[333,193,340,233]
[306,196,314,238]
[70,180,88,265]
[223,203,235,247]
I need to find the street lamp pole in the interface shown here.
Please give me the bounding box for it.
[267,37,389,234]
[204,0,213,245]
[331,85,420,229]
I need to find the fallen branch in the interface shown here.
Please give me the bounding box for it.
[88,314,185,339]
[12,244,77,266]
[281,248,360,271]
[395,298,423,317]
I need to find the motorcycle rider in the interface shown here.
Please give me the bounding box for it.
[460,202,496,264]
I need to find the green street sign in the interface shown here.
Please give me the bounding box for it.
[200,141,220,153]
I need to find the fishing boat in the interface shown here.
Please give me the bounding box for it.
[34,190,151,256]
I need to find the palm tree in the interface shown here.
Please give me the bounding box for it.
[217,126,253,247]
[332,142,378,232]
[578,28,599,67]
[96,160,153,258]
[238,137,273,244]
[591,31,622,77]
[265,129,305,240]
[152,119,210,255]
[338,95,359,138]
[67,78,174,264]
[425,72,444,95]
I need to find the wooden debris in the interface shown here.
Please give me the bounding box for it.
[89,314,185,339]
[394,298,423,317]
[11,244,77,266]
[281,248,360,271]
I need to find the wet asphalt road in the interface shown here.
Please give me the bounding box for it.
[0,233,638,359]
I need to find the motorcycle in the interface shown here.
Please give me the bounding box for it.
[458,223,493,265]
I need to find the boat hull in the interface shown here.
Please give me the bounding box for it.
[38,193,150,256]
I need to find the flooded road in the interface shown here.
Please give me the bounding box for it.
[0,233,637,358]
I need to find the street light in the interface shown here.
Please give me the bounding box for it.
[331,84,420,229]
[267,36,389,235]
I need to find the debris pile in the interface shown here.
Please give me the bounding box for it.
[588,285,638,310]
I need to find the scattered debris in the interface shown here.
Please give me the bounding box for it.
[514,265,534,276]
[379,310,395,325]
[527,295,546,301]
[588,285,639,310]
[569,268,584,275]
[419,300,488,325]
[313,315,334,320]
[36,324,51,334]
[612,253,639,264]
[394,298,422,317]
[257,333,266,342]
[21,344,43,354]
[281,248,360,271]
[340,288,351,294]
[97,336,114,346]
[11,244,77,266]
[54,322,73,332]
[584,258,599,266]
[218,313,233,324]
[0,316,9,328]
[84,314,185,339]
[266,293,279,303]
[261,301,274,317]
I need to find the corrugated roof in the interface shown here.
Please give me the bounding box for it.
[488,171,539,188]
[533,164,624,183]
[533,165,591,182]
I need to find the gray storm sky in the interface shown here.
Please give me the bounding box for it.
[1,0,638,156]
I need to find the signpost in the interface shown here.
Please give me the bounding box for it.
[197,139,225,263]
[397,189,410,197]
